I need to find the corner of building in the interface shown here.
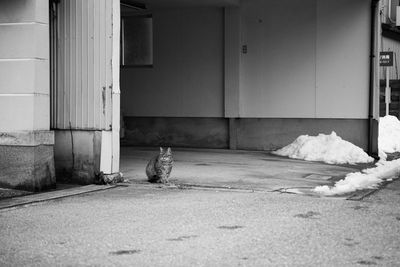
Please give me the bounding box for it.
[0,131,55,191]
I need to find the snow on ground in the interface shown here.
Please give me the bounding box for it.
[273,115,400,195]
[313,158,400,196]
[379,115,400,160]
[310,115,400,196]
[272,131,374,165]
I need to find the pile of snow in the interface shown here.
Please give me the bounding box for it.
[272,116,400,195]
[313,158,400,196]
[272,131,374,165]
[379,115,400,159]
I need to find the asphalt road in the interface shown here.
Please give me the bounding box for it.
[1,179,400,266]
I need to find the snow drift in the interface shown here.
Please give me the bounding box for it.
[272,131,374,165]
[313,158,400,196]
[273,116,400,196]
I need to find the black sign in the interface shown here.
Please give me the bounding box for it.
[380,51,394,66]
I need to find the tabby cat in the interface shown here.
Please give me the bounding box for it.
[146,147,173,183]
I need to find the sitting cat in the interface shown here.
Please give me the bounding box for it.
[146,147,173,184]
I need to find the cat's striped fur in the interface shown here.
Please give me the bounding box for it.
[146,147,173,183]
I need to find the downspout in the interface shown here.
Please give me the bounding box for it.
[368,0,380,158]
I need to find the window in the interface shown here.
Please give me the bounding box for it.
[121,15,153,67]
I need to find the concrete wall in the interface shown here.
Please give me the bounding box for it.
[239,0,370,119]
[315,0,370,118]
[121,0,370,119]
[234,118,369,151]
[54,130,102,184]
[120,7,224,117]
[122,117,369,151]
[123,117,228,148]
[239,0,316,118]
[0,0,55,191]
[0,1,50,131]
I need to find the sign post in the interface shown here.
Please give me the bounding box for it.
[386,67,391,116]
[380,51,394,116]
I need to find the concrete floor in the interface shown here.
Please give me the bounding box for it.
[120,147,371,195]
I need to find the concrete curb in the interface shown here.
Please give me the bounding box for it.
[0,184,120,211]
[125,180,265,193]
[126,180,386,200]
[346,189,379,201]
[346,180,395,201]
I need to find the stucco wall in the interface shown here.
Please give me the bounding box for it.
[0,0,55,191]
[239,0,370,119]
[120,7,224,117]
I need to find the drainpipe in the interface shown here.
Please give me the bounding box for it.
[368,0,380,158]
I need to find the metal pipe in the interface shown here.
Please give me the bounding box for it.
[368,0,380,158]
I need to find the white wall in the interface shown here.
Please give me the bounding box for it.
[239,0,316,118]
[121,0,371,119]
[315,0,370,118]
[239,0,370,119]
[0,0,50,132]
[120,7,224,117]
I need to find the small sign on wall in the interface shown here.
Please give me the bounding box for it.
[380,51,394,67]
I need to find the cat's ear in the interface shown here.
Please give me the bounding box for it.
[166,147,171,154]
[159,147,164,153]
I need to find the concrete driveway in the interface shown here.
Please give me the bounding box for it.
[120,147,371,195]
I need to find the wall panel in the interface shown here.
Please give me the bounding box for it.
[120,8,224,118]
[238,0,370,119]
[239,0,317,118]
[52,0,113,130]
[315,0,370,119]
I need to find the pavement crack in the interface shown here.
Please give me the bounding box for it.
[110,249,141,255]
[218,225,244,230]
[166,235,198,241]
